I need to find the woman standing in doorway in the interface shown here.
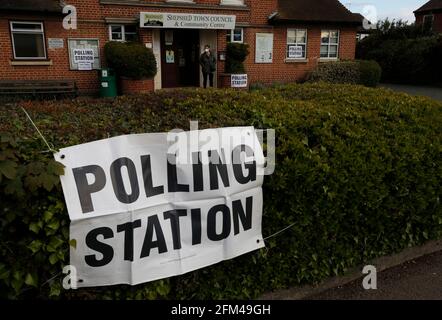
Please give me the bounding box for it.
[199,45,216,88]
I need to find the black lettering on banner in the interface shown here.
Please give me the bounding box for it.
[85,227,114,267]
[163,209,187,250]
[208,150,230,190]
[141,155,164,198]
[167,154,190,193]
[110,157,140,204]
[232,145,257,184]
[140,215,168,258]
[207,205,231,241]
[192,152,204,192]
[233,196,253,235]
[191,208,202,245]
[72,165,106,214]
[117,220,142,261]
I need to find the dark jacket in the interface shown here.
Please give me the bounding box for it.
[200,52,216,74]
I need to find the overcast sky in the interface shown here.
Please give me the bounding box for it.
[340,0,430,23]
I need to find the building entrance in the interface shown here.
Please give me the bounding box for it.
[161,29,200,88]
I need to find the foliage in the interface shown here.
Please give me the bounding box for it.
[308,60,382,87]
[104,42,157,80]
[1,83,441,299]
[225,43,250,74]
[357,19,441,85]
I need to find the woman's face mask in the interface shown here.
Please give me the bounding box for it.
[205,48,210,53]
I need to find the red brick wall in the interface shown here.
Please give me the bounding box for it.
[0,1,357,93]
[218,25,357,85]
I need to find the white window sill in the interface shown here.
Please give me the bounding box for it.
[285,58,308,63]
[319,58,339,62]
[10,60,53,66]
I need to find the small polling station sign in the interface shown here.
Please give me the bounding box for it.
[55,127,265,287]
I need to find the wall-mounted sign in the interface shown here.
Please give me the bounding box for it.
[73,49,94,71]
[140,12,236,30]
[48,38,64,49]
[231,74,248,88]
[68,39,100,71]
[255,33,273,64]
[55,127,265,287]
[288,45,303,59]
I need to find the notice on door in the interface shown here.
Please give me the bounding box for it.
[55,127,266,287]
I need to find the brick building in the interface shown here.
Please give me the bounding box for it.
[415,0,442,34]
[0,0,361,94]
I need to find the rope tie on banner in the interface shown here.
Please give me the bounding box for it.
[21,107,57,154]
[263,222,297,241]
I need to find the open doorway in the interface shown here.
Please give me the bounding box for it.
[160,29,200,88]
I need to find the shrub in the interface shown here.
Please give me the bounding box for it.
[359,60,382,87]
[1,83,441,299]
[104,42,157,80]
[308,60,382,87]
[225,43,250,74]
[357,19,441,85]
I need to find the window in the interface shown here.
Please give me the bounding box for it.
[286,29,307,59]
[10,21,46,59]
[109,25,138,42]
[320,30,339,59]
[423,15,434,31]
[226,28,243,43]
[68,39,101,70]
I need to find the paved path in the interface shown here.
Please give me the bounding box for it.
[381,83,442,102]
[308,251,442,300]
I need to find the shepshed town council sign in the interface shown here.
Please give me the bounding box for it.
[140,12,236,30]
[55,127,265,287]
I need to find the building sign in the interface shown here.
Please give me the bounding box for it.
[48,38,64,49]
[55,127,265,287]
[255,33,273,64]
[288,45,303,59]
[68,39,100,70]
[231,74,248,88]
[140,12,236,30]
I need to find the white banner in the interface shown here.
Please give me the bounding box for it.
[140,12,236,30]
[55,127,265,287]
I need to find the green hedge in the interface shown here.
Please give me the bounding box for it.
[356,20,442,85]
[308,60,382,87]
[1,83,441,299]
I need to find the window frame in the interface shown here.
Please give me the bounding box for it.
[10,21,47,60]
[320,29,340,60]
[226,28,244,43]
[286,28,308,60]
[109,24,138,42]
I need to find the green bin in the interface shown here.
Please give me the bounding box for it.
[99,68,117,97]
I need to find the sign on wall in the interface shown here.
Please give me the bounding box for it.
[68,39,100,70]
[255,33,273,64]
[48,38,64,49]
[231,74,248,88]
[55,127,265,287]
[288,45,304,59]
[140,12,236,30]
